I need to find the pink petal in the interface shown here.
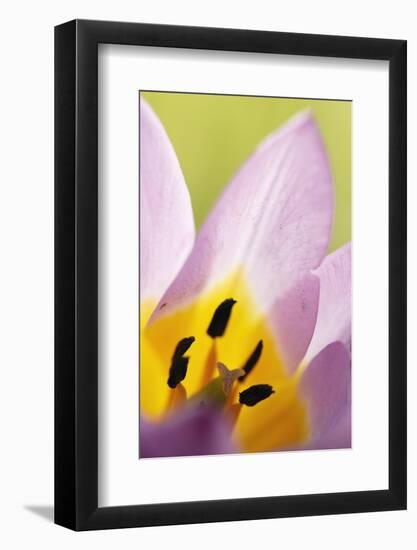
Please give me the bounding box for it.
[269,273,320,375]
[139,405,236,458]
[299,341,351,449]
[140,98,195,310]
[152,111,333,320]
[305,242,351,362]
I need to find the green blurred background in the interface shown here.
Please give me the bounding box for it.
[142,92,351,252]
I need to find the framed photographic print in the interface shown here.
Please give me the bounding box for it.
[55,20,407,530]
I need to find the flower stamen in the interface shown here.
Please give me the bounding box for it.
[239,384,275,406]
[173,336,195,358]
[165,383,187,413]
[206,298,236,338]
[167,336,195,389]
[167,355,189,389]
[200,340,218,387]
[238,340,264,382]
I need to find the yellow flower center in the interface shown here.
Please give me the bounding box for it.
[140,272,309,453]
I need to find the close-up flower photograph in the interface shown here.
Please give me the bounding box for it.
[139,92,352,459]
[2,5,410,546]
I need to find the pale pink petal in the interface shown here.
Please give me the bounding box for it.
[312,409,351,450]
[299,341,351,449]
[305,242,351,362]
[151,111,333,321]
[269,273,320,374]
[140,97,195,310]
[139,405,236,458]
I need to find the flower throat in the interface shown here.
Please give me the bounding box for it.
[165,298,275,415]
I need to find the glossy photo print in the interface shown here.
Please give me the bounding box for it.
[139,92,351,459]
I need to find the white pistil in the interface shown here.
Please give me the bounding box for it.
[216,362,245,396]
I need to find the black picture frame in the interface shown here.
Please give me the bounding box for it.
[55,19,407,531]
